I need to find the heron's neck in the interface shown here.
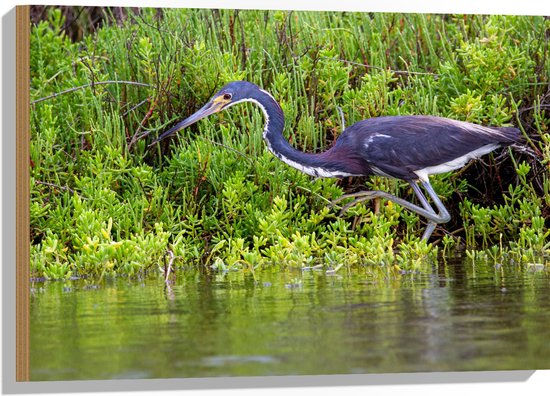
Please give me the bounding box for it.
[247,90,355,178]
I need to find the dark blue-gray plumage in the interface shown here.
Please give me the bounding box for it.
[151,81,521,240]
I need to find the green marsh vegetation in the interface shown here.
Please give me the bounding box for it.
[30,7,549,280]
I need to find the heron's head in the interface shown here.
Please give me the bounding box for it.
[149,81,260,146]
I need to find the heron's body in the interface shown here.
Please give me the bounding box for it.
[268,114,519,182]
[152,81,521,240]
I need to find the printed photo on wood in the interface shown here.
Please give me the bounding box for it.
[17,3,550,387]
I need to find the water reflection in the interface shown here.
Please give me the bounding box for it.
[30,259,550,380]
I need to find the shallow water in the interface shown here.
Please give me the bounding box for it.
[30,259,550,380]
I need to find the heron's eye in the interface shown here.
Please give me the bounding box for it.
[223,93,232,101]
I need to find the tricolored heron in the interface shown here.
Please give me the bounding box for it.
[150,81,521,240]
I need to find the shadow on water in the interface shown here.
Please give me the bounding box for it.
[29,257,550,381]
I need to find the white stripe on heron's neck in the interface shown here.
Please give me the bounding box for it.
[226,97,355,178]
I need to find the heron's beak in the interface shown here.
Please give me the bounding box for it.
[148,99,224,147]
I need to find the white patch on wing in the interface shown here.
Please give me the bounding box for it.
[364,133,392,150]
[414,143,499,181]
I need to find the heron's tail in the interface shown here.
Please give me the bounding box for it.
[494,126,523,145]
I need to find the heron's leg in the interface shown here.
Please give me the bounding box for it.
[421,223,437,241]
[409,181,438,240]
[412,180,451,240]
[332,181,450,241]
[419,180,451,224]
[332,190,390,217]
[408,182,433,212]
[334,190,443,223]
[332,190,378,206]
[335,191,383,214]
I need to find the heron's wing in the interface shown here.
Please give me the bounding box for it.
[344,116,519,180]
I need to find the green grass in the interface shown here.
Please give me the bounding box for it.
[30,7,549,279]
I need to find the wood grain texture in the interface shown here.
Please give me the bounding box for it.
[16,4,30,382]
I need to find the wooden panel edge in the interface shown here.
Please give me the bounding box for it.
[16,4,30,383]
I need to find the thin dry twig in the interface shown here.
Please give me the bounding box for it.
[122,96,152,117]
[320,56,439,77]
[35,180,86,199]
[197,135,254,165]
[31,80,154,105]
[128,69,177,149]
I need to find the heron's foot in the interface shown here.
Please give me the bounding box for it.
[331,191,383,216]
